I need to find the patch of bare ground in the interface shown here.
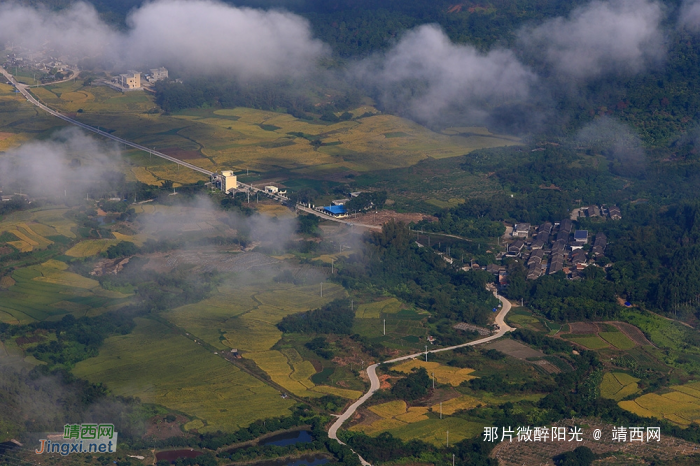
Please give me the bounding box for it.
[568,322,600,334]
[0,132,14,140]
[485,339,560,373]
[353,210,437,227]
[144,415,189,441]
[485,339,545,359]
[610,322,653,347]
[491,417,700,466]
[424,387,462,406]
[351,407,382,427]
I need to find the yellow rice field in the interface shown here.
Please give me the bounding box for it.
[351,400,430,435]
[393,359,477,386]
[355,298,404,319]
[619,381,700,426]
[65,239,121,257]
[431,395,484,415]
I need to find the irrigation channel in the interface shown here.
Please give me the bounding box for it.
[4,67,516,464]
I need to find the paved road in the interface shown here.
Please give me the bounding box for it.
[296,204,382,231]
[0,66,213,177]
[327,291,514,466]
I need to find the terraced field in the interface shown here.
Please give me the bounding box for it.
[619,381,700,426]
[73,318,295,432]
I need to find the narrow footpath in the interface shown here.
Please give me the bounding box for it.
[327,291,514,466]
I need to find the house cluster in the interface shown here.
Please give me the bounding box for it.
[500,219,609,281]
[575,204,622,220]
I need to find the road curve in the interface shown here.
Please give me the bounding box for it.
[328,291,514,466]
[0,66,213,177]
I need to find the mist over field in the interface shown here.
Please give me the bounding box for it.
[353,24,538,128]
[0,0,327,79]
[0,0,687,130]
[0,127,123,197]
[575,117,646,165]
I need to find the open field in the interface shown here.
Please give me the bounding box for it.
[355,298,404,319]
[0,83,66,150]
[164,272,348,397]
[73,318,295,432]
[65,238,121,257]
[431,395,484,415]
[392,359,477,386]
[600,372,641,401]
[619,381,700,426]
[387,417,482,446]
[350,400,431,435]
[17,81,521,182]
[0,261,130,324]
[559,322,641,351]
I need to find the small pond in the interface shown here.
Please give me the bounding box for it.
[260,430,313,447]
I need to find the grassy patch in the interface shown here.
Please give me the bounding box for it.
[387,417,483,446]
[355,298,404,319]
[600,372,640,401]
[599,331,635,350]
[73,318,295,432]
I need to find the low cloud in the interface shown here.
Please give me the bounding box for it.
[518,0,666,82]
[0,0,328,79]
[575,117,645,165]
[0,127,123,198]
[354,24,537,128]
[679,0,700,31]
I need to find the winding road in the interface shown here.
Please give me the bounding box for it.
[328,291,514,466]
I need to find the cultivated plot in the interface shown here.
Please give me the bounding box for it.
[73,318,295,432]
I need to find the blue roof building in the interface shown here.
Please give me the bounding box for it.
[323,205,347,216]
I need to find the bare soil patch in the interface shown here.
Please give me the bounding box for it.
[353,210,437,227]
[612,321,653,346]
[144,415,189,441]
[491,417,700,465]
[0,246,14,255]
[161,147,203,160]
[351,407,382,427]
[485,339,546,360]
[0,132,14,140]
[568,322,600,334]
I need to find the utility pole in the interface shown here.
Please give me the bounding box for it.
[425,345,428,362]
[440,402,442,419]
[351,300,353,312]
[383,319,386,336]
[432,372,435,389]
[446,431,449,447]
[453,454,455,466]
[331,259,334,274]
[320,282,323,297]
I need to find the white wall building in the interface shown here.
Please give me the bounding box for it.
[221,171,238,193]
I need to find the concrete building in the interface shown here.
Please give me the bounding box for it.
[264,186,279,194]
[221,170,237,193]
[331,199,350,206]
[117,71,140,89]
[512,223,531,237]
[574,230,589,245]
[149,67,168,81]
[322,205,347,217]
